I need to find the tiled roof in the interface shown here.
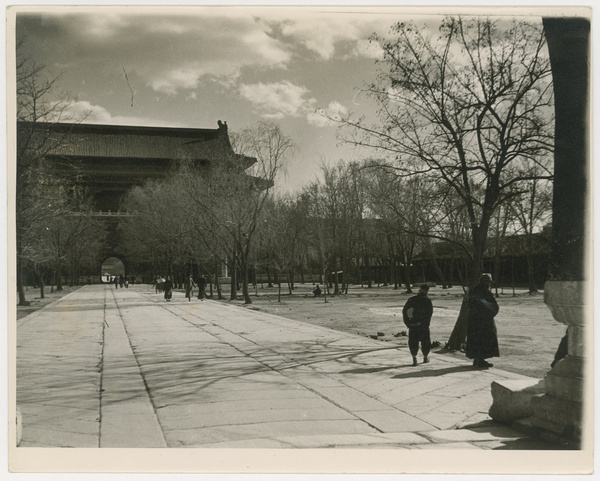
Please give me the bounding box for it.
[18,121,254,167]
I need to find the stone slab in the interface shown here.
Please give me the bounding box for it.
[415,442,482,449]
[354,409,436,432]
[159,406,355,430]
[165,419,379,446]
[20,426,99,448]
[489,378,545,423]
[317,386,394,411]
[425,425,525,443]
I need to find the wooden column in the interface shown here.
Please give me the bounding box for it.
[530,17,591,447]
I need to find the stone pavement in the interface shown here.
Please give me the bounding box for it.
[15,284,564,450]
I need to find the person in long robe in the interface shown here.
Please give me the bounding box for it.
[197,275,207,300]
[164,276,173,302]
[465,274,499,369]
[185,275,196,301]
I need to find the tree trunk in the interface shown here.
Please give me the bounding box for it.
[17,250,29,306]
[242,260,252,304]
[404,260,412,294]
[229,260,237,301]
[299,259,305,284]
[332,257,340,296]
[494,254,502,298]
[277,276,282,303]
[36,269,45,299]
[511,255,516,297]
[214,270,223,299]
[446,226,488,351]
[429,253,446,288]
[525,237,538,294]
[56,258,63,292]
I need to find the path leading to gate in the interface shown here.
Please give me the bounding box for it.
[16,284,560,449]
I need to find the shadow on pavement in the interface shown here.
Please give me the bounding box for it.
[392,364,475,379]
[339,365,406,374]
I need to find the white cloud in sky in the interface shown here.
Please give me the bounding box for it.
[238,81,316,119]
[353,38,384,59]
[279,15,393,60]
[307,101,349,127]
[53,100,187,127]
[32,13,292,96]
[20,10,395,100]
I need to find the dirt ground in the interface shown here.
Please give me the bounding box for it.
[227,283,567,380]
[16,285,83,321]
[16,282,567,380]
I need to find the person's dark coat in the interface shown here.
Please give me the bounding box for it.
[402,293,433,328]
[465,283,500,360]
[197,276,207,299]
[402,292,434,358]
[164,279,173,300]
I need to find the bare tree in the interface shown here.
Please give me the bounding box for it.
[15,40,84,304]
[338,17,554,349]
[509,172,553,294]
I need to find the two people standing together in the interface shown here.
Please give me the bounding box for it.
[402,274,500,369]
[164,275,207,302]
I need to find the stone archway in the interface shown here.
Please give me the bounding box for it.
[100,256,126,283]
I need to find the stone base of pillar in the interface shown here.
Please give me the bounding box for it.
[530,393,583,446]
[527,280,589,448]
[544,355,585,401]
[489,378,545,424]
[512,416,580,449]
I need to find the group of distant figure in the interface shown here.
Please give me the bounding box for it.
[110,274,135,288]
[153,275,208,302]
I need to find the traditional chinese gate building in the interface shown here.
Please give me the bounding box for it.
[18,119,255,213]
[17,120,255,282]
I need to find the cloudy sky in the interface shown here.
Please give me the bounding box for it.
[13,5,556,192]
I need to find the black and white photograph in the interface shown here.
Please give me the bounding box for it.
[6,2,595,476]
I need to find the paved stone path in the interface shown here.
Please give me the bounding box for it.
[16,284,562,450]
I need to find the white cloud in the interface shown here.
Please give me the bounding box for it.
[54,100,187,127]
[279,14,394,60]
[281,17,359,60]
[238,81,316,119]
[23,10,396,99]
[353,38,384,59]
[307,101,348,127]
[37,13,292,96]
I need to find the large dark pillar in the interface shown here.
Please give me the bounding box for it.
[530,16,591,447]
[545,17,589,282]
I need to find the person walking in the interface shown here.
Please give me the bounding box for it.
[402,284,434,366]
[197,275,207,300]
[465,273,500,369]
[113,275,119,289]
[185,275,196,301]
[163,276,173,302]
